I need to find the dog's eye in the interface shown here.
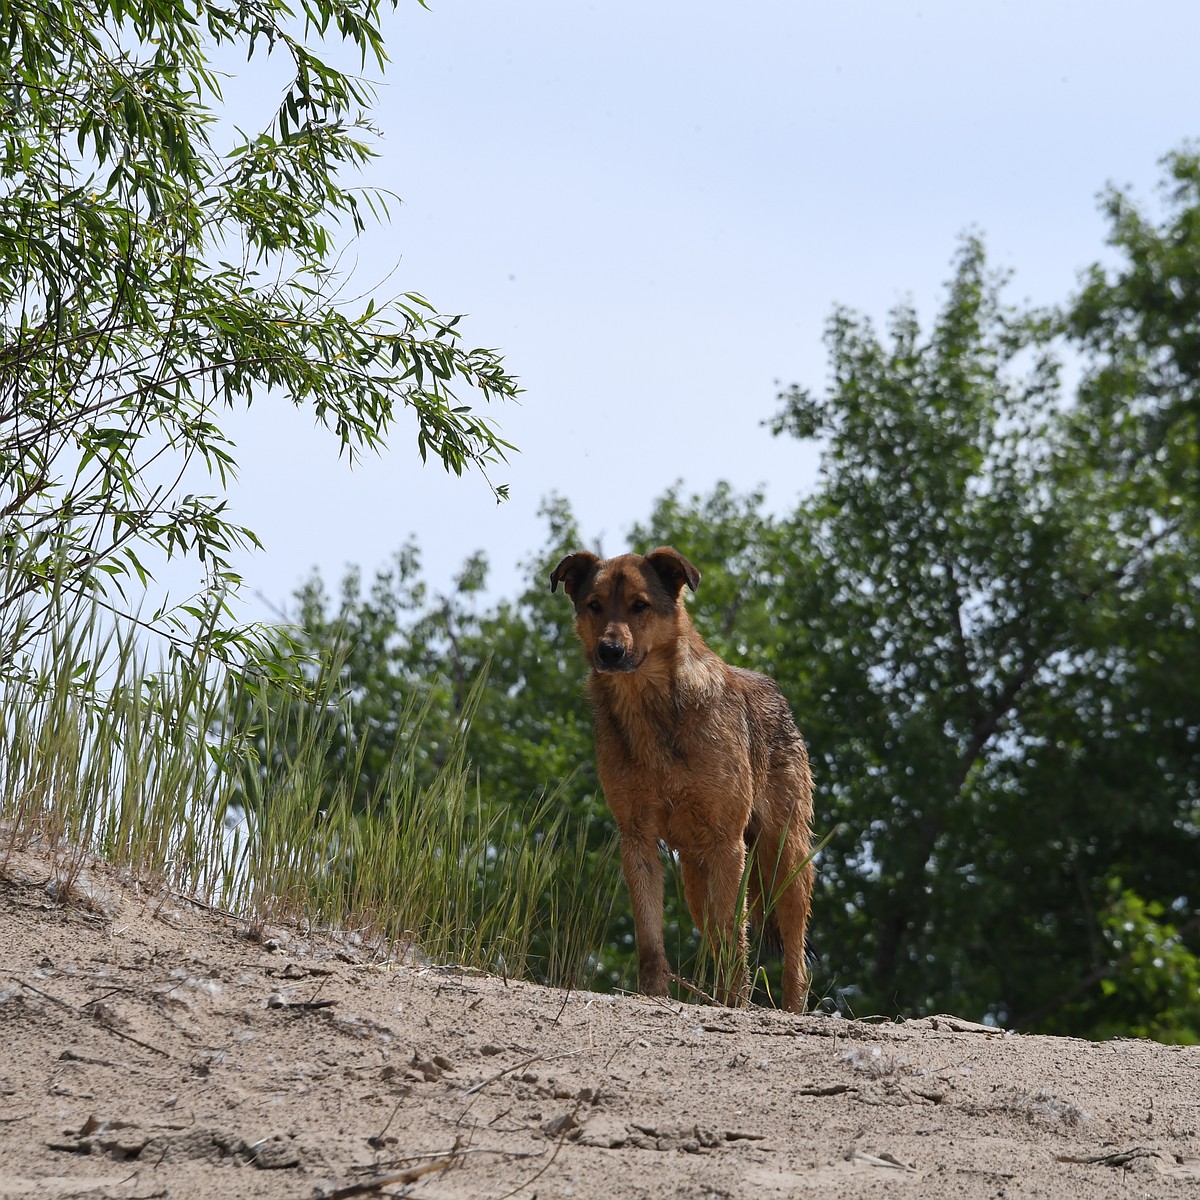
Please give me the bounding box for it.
[630,599,650,614]
[587,599,603,614]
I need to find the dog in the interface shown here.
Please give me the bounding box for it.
[551,546,814,1012]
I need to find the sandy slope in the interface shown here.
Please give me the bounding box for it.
[1,848,1197,1199]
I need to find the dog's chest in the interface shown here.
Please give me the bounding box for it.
[596,695,754,826]
[596,684,708,771]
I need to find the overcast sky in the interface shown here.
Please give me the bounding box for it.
[204,0,1200,619]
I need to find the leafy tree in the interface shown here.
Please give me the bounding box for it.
[0,0,517,671]
[1091,883,1200,1043]
[766,218,1198,1035]
[1068,150,1200,509]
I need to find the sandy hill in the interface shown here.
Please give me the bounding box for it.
[1,847,1197,1199]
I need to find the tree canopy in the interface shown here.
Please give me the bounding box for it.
[0,0,517,669]
[766,214,1198,1036]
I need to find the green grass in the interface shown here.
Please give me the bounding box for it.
[0,597,611,989]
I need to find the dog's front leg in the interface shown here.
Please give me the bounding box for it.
[620,834,670,997]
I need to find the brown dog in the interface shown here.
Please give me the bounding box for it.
[551,546,814,1012]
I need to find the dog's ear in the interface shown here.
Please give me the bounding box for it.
[550,551,600,599]
[645,547,700,598]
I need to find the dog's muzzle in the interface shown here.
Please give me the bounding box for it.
[595,639,632,671]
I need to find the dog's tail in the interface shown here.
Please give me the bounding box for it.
[753,907,784,953]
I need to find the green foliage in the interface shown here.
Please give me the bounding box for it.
[1093,884,1200,1045]
[760,218,1198,1036]
[771,206,1196,1037]
[1067,149,1200,510]
[0,0,517,668]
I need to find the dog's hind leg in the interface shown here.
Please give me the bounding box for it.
[682,843,751,1008]
[755,810,813,1013]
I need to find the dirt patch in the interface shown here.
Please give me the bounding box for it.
[1,848,1197,1198]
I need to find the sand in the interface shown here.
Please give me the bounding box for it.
[1,845,1197,1199]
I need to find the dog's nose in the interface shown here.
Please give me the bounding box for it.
[596,640,626,668]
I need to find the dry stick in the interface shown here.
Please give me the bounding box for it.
[274,997,338,1012]
[494,1100,584,1200]
[551,984,572,1028]
[459,1048,584,1098]
[81,1017,170,1059]
[324,1156,457,1199]
[81,993,171,1058]
[461,1053,545,1097]
[353,1147,544,1171]
[668,973,720,1006]
[59,1049,116,1066]
[1,974,78,1014]
[368,1100,406,1148]
[105,1167,163,1199]
[7,974,169,1058]
[848,1148,916,1172]
[163,888,239,920]
[1056,1147,1163,1168]
[456,1048,573,1129]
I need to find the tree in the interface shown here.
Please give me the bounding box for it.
[0,0,517,670]
[1068,150,1200,510]
[767,221,1198,1036]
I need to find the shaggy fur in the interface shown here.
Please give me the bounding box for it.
[551,546,814,1011]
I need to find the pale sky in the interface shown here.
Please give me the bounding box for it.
[203,0,1200,618]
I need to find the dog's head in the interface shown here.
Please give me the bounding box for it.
[550,547,700,673]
